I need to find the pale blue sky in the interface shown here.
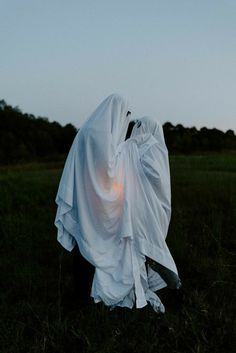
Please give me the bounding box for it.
[1,0,236,131]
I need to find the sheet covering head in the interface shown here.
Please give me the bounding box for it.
[91,116,180,310]
[84,93,129,151]
[54,93,130,268]
[55,105,180,312]
[130,116,167,148]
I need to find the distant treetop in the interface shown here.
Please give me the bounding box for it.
[0,99,235,164]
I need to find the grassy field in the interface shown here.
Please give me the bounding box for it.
[0,154,235,353]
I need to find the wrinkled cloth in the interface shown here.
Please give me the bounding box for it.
[54,102,180,312]
[54,94,130,269]
[91,117,181,312]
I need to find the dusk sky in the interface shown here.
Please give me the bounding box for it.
[1,0,236,131]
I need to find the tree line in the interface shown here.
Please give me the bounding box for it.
[0,100,77,164]
[0,99,235,165]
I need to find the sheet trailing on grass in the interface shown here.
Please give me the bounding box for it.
[54,97,180,312]
[91,117,181,312]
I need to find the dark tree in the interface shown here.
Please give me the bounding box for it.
[0,99,235,165]
[0,100,77,164]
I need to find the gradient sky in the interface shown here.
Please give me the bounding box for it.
[1,0,236,131]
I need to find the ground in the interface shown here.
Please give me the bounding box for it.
[0,154,235,353]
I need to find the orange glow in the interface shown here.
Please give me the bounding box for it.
[112,180,123,193]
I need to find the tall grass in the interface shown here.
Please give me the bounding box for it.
[0,154,235,353]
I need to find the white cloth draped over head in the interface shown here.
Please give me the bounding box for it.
[91,116,180,311]
[54,97,180,311]
[130,116,172,227]
[54,93,130,270]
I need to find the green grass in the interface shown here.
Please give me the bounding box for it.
[0,154,235,353]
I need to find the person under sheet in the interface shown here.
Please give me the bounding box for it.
[130,117,182,288]
[54,93,132,281]
[91,117,181,312]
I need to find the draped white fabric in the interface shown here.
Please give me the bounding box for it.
[54,97,180,312]
[91,117,180,311]
[54,94,130,269]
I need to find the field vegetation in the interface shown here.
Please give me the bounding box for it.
[0,154,235,353]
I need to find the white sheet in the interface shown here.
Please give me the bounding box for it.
[91,117,180,312]
[54,103,180,313]
[54,93,130,268]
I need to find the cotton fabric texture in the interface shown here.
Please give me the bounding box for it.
[54,96,180,312]
[54,94,130,268]
[91,117,181,311]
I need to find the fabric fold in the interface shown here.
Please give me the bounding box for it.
[54,103,180,312]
